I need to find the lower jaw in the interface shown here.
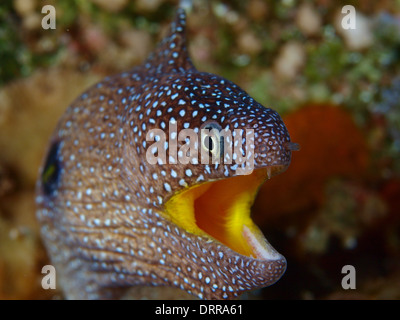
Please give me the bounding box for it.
[165,165,286,260]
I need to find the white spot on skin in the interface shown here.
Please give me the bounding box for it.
[171,169,177,178]
[164,183,171,192]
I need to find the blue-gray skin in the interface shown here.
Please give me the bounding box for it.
[36,9,296,299]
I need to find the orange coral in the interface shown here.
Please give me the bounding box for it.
[252,104,369,226]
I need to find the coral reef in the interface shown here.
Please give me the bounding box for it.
[253,104,369,222]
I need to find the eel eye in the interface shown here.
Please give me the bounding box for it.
[41,141,62,196]
[201,122,224,158]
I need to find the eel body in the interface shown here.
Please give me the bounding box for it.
[36,9,297,299]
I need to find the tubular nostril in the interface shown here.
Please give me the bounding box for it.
[284,142,300,151]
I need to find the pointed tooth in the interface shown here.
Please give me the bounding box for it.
[266,167,271,179]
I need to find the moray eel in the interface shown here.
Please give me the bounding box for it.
[36,9,298,299]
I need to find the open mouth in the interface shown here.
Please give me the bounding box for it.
[164,166,286,260]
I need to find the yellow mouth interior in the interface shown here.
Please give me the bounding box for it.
[164,167,284,258]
